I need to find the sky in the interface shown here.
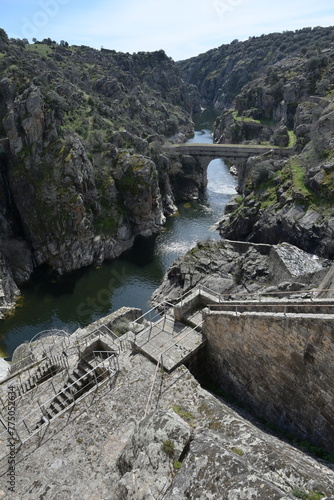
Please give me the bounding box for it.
[1,0,334,60]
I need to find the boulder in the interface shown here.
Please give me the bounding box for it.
[113,410,192,499]
[272,122,289,147]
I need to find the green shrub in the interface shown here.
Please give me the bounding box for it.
[252,161,275,187]
[162,439,175,457]
[173,460,182,469]
[291,489,324,500]
[231,447,244,456]
[172,405,194,422]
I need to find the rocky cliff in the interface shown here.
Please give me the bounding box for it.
[179,26,334,260]
[152,239,331,306]
[0,29,202,314]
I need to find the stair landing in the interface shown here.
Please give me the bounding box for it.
[134,315,205,372]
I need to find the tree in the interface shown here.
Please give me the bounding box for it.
[0,28,9,45]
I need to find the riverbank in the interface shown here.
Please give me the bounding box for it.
[0,129,237,359]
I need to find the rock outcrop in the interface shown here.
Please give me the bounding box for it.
[0,250,19,319]
[1,326,334,499]
[0,357,9,381]
[152,239,330,306]
[0,35,202,313]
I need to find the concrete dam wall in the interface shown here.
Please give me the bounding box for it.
[203,309,334,452]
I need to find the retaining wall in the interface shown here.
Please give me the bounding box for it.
[203,310,334,452]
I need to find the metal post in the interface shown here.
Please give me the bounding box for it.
[50,378,57,396]
[22,419,30,435]
[14,426,23,445]
[69,385,75,404]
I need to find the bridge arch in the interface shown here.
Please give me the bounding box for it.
[165,142,293,191]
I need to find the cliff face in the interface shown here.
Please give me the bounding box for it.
[218,97,334,258]
[0,31,201,308]
[0,250,19,319]
[179,26,334,259]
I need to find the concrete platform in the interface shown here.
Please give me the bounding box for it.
[184,310,203,329]
[134,315,205,372]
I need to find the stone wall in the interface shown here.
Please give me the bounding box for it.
[203,310,334,452]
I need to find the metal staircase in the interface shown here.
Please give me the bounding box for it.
[36,355,117,426]
[14,355,66,398]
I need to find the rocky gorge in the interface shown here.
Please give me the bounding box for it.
[1,26,334,317]
[0,24,334,500]
[178,27,334,261]
[0,30,203,317]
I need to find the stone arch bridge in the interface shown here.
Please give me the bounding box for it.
[165,142,293,186]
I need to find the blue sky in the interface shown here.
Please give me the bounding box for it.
[1,0,334,60]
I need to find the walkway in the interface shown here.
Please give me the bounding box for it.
[134,314,204,372]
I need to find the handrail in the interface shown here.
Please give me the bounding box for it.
[29,329,70,346]
[144,354,162,418]
[207,302,334,314]
[131,301,174,325]
[174,284,334,307]
[208,302,334,308]
[0,353,119,457]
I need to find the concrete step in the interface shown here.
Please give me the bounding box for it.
[58,391,72,404]
[49,400,64,415]
[79,359,94,371]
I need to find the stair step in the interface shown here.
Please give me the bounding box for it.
[73,369,87,379]
[79,359,93,371]
[99,325,109,334]
[58,391,71,403]
[76,366,87,375]
[51,400,65,413]
[63,389,75,401]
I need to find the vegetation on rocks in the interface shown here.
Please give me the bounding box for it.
[1,25,334,308]
[0,28,200,293]
[178,26,334,258]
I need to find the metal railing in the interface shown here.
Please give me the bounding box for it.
[207,301,334,315]
[9,353,69,401]
[143,319,204,416]
[0,353,118,459]
[176,284,334,306]
[131,301,175,325]
[144,353,163,418]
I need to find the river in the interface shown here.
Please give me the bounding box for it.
[0,118,237,359]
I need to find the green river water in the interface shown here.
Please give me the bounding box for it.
[0,113,237,359]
